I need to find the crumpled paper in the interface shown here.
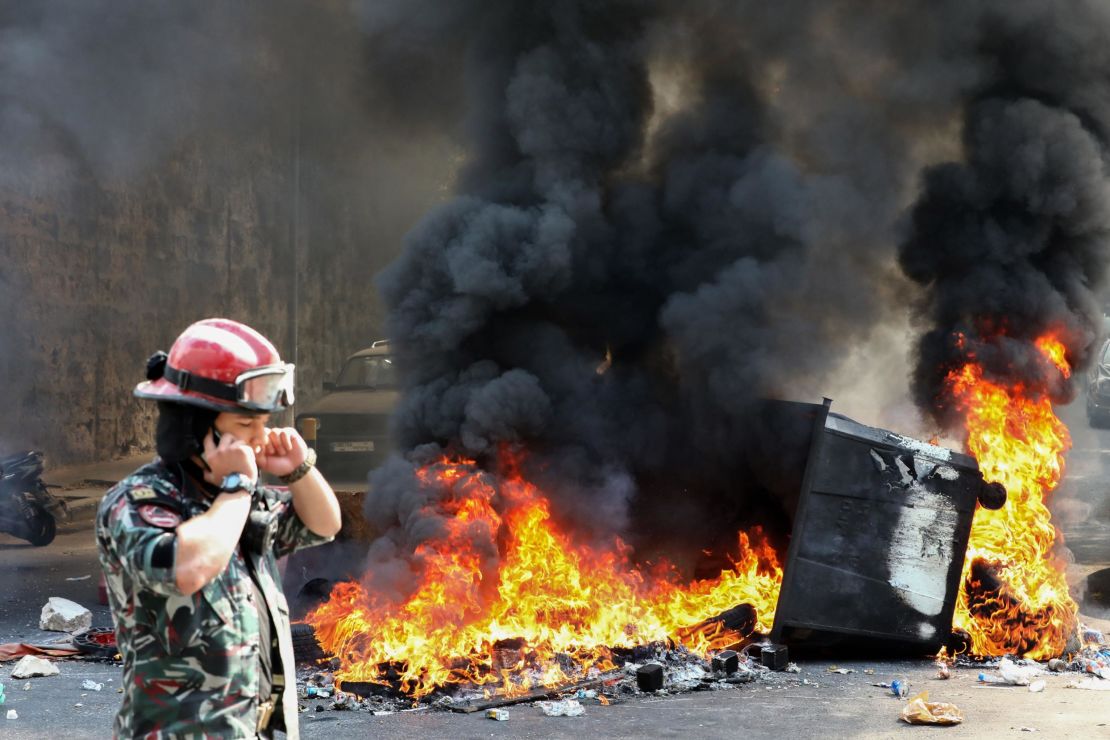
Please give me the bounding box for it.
[900,691,964,726]
[537,698,585,717]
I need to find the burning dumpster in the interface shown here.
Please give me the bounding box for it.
[750,398,1005,654]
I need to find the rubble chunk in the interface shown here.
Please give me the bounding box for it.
[537,698,584,717]
[711,650,739,675]
[635,664,664,692]
[39,597,92,633]
[758,644,789,671]
[11,655,59,679]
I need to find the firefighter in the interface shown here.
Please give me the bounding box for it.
[96,318,341,738]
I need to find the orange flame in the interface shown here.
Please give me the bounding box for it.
[947,334,1078,658]
[306,457,782,697]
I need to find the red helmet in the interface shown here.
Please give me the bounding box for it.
[134,318,295,413]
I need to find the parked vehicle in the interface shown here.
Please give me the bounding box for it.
[1086,338,1110,427]
[295,341,399,481]
[0,450,67,546]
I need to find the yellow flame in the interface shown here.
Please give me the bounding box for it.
[948,335,1077,658]
[307,456,782,697]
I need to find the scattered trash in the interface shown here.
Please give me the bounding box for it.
[979,657,1040,686]
[6,709,17,720]
[0,681,4,705]
[73,703,83,708]
[1047,659,1067,673]
[485,708,509,721]
[1082,626,1106,645]
[22,683,30,691]
[537,698,584,717]
[827,666,854,674]
[11,655,59,679]
[863,668,875,675]
[1028,680,1045,693]
[575,689,597,700]
[935,663,951,680]
[39,597,92,634]
[1074,649,1110,680]
[890,679,909,698]
[900,691,964,726]
[667,663,707,691]
[1068,678,1110,691]
[80,679,103,692]
[999,657,1040,686]
[65,575,91,582]
[784,663,801,673]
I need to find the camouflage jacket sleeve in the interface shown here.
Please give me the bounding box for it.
[97,479,184,598]
[264,485,335,559]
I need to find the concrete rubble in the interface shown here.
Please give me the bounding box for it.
[39,597,92,633]
[11,655,60,679]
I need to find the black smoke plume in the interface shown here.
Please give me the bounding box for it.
[363,1,1060,595]
[899,2,1110,423]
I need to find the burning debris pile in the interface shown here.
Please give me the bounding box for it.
[300,0,1110,706]
[306,453,782,699]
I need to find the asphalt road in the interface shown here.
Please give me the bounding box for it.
[0,399,1106,739]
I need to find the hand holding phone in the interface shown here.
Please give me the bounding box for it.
[200,429,258,487]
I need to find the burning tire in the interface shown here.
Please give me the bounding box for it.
[291,623,328,664]
[73,627,118,658]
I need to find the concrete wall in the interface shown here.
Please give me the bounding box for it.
[0,133,406,466]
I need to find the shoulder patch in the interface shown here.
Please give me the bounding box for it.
[136,504,182,529]
[127,485,158,501]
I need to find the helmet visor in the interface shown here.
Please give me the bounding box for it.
[236,364,295,411]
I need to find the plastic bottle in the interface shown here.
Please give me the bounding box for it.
[978,673,1007,684]
[890,678,909,698]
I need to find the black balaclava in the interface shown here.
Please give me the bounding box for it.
[155,401,219,465]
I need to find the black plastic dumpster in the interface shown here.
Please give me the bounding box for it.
[761,398,1001,654]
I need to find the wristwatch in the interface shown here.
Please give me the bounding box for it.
[219,472,256,494]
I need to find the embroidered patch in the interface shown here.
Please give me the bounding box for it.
[127,486,158,501]
[136,504,182,529]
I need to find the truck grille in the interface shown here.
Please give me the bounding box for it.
[316,414,391,438]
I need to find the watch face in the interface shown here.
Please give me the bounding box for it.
[222,473,247,491]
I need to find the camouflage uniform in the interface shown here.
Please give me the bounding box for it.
[96,460,333,739]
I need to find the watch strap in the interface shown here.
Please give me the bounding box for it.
[279,448,317,485]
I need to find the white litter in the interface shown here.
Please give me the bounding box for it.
[81,680,103,691]
[997,657,1040,686]
[11,656,59,679]
[1068,678,1110,691]
[1028,680,1045,693]
[65,575,91,582]
[538,699,585,717]
[6,709,16,719]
